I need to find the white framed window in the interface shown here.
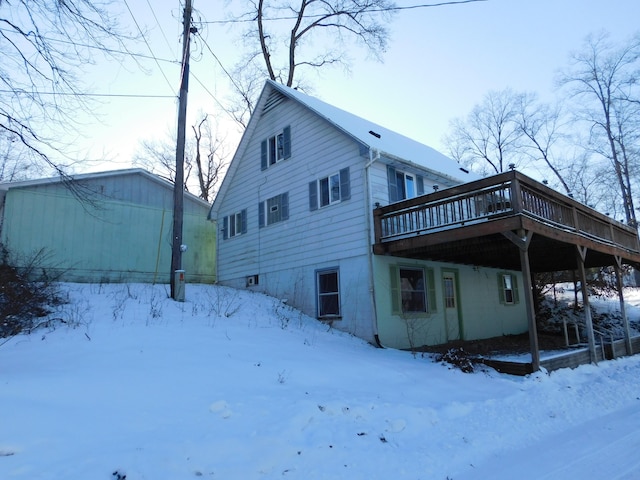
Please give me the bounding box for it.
[222,210,247,239]
[261,126,291,170]
[390,265,436,315]
[387,165,425,203]
[309,168,351,210]
[498,273,519,305]
[259,193,289,227]
[317,268,340,318]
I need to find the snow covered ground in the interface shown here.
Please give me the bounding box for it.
[1,283,640,479]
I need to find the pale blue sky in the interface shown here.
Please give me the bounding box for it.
[75,0,640,173]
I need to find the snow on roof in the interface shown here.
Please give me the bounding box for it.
[268,80,478,183]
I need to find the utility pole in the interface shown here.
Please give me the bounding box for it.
[170,0,194,300]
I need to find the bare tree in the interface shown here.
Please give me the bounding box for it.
[192,114,228,202]
[558,31,640,227]
[135,113,228,202]
[135,133,194,187]
[0,131,34,182]
[445,89,524,175]
[0,0,135,185]
[224,0,396,125]
[514,93,573,195]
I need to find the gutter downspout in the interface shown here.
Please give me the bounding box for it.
[364,148,384,348]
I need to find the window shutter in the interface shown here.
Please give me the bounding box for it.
[417,175,425,196]
[340,167,350,201]
[261,140,268,170]
[222,215,228,240]
[309,181,318,211]
[283,125,291,159]
[240,209,247,234]
[497,273,505,304]
[427,268,437,313]
[281,192,289,220]
[512,275,520,304]
[389,265,400,314]
[258,201,265,228]
[387,166,399,203]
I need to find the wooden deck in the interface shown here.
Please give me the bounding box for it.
[373,170,640,272]
[477,336,640,376]
[374,171,640,373]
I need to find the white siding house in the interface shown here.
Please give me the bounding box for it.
[209,80,527,349]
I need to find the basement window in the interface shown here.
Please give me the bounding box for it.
[317,268,340,318]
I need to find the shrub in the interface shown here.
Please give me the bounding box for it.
[434,348,476,373]
[0,245,64,339]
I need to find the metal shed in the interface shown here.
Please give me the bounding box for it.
[0,169,216,284]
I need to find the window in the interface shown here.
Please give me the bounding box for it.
[309,168,351,210]
[387,166,424,203]
[498,273,519,305]
[317,268,340,318]
[259,193,289,227]
[443,277,456,309]
[390,265,436,315]
[222,210,247,239]
[261,126,291,169]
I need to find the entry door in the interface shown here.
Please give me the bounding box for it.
[443,272,460,341]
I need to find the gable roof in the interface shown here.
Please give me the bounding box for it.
[0,168,211,208]
[268,81,475,182]
[210,80,478,218]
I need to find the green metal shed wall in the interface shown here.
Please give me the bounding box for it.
[1,185,216,284]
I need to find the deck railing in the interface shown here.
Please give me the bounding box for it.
[373,170,640,253]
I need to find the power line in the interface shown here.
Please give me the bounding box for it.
[0,90,176,99]
[0,26,179,64]
[194,31,245,101]
[145,0,176,54]
[189,71,240,124]
[200,0,489,24]
[122,0,175,93]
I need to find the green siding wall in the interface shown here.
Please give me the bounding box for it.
[373,256,528,349]
[1,187,216,284]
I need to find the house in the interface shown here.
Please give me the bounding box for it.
[210,80,640,370]
[209,80,537,351]
[0,168,216,284]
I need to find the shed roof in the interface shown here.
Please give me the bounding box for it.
[0,168,211,208]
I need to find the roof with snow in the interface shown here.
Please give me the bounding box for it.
[266,80,477,183]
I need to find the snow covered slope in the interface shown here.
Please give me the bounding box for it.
[1,283,640,479]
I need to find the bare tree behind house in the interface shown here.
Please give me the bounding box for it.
[445,89,524,175]
[514,93,573,195]
[558,31,640,227]
[224,0,396,125]
[135,113,228,202]
[135,134,193,186]
[192,114,228,202]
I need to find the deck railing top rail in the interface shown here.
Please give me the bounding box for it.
[374,170,640,253]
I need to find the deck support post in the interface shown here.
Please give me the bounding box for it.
[576,246,598,364]
[502,229,539,371]
[614,256,633,356]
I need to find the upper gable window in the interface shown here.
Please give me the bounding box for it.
[309,168,351,210]
[387,165,425,203]
[261,126,291,170]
